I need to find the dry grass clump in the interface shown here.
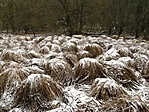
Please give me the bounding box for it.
[118,47,134,58]
[39,45,49,54]
[83,44,103,58]
[43,58,72,86]
[28,50,41,58]
[133,53,148,72]
[118,57,138,70]
[102,47,120,61]
[62,53,78,68]
[1,49,25,62]
[0,67,29,98]
[61,42,78,53]
[73,58,106,84]
[89,78,128,101]
[99,95,149,112]
[77,50,93,60]
[142,61,149,80]
[12,74,63,111]
[103,61,139,89]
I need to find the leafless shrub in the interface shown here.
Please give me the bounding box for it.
[99,95,149,112]
[12,74,63,112]
[43,58,72,86]
[73,58,106,84]
[89,78,128,101]
[103,60,139,89]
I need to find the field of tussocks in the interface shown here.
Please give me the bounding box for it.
[0,34,149,112]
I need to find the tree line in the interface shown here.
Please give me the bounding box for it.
[0,0,148,38]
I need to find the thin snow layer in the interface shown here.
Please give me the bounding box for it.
[0,34,149,111]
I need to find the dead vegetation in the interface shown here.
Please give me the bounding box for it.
[43,58,73,86]
[99,95,149,112]
[12,74,63,112]
[89,78,128,101]
[0,34,149,111]
[73,58,106,84]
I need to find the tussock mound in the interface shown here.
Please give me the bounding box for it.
[103,60,139,89]
[118,57,138,70]
[43,58,72,85]
[39,45,49,54]
[12,74,63,112]
[77,50,93,60]
[1,49,25,62]
[133,53,148,72]
[142,61,149,81]
[83,44,103,58]
[62,53,78,68]
[0,68,29,98]
[99,95,149,112]
[118,47,134,58]
[61,42,78,53]
[28,50,41,58]
[102,47,120,61]
[89,78,127,101]
[73,58,106,84]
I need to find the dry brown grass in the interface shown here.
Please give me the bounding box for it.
[77,50,93,60]
[89,78,128,101]
[142,61,149,80]
[0,68,29,98]
[61,42,78,53]
[39,45,49,54]
[43,58,73,86]
[1,49,25,62]
[99,95,149,112]
[73,58,106,84]
[12,74,63,111]
[62,53,78,68]
[103,61,139,89]
[83,44,103,58]
[118,47,134,58]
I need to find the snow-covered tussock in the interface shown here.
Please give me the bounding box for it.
[73,58,106,84]
[43,58,72,86]
[90,78,128,101]
[12,74,63,111]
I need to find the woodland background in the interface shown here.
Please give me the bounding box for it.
[0,0,148,38]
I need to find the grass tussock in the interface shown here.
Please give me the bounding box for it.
[104,62,139,89]
[12,74,63,111]
[83,44,103,58]
[118,47,134,58]
[43,58,73,86]
[73,58,106,84]
[0,68,29,98]
[99,95,149,112]
[61,42,78,53]
[89,78,128,101]
[1,49,25,62]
